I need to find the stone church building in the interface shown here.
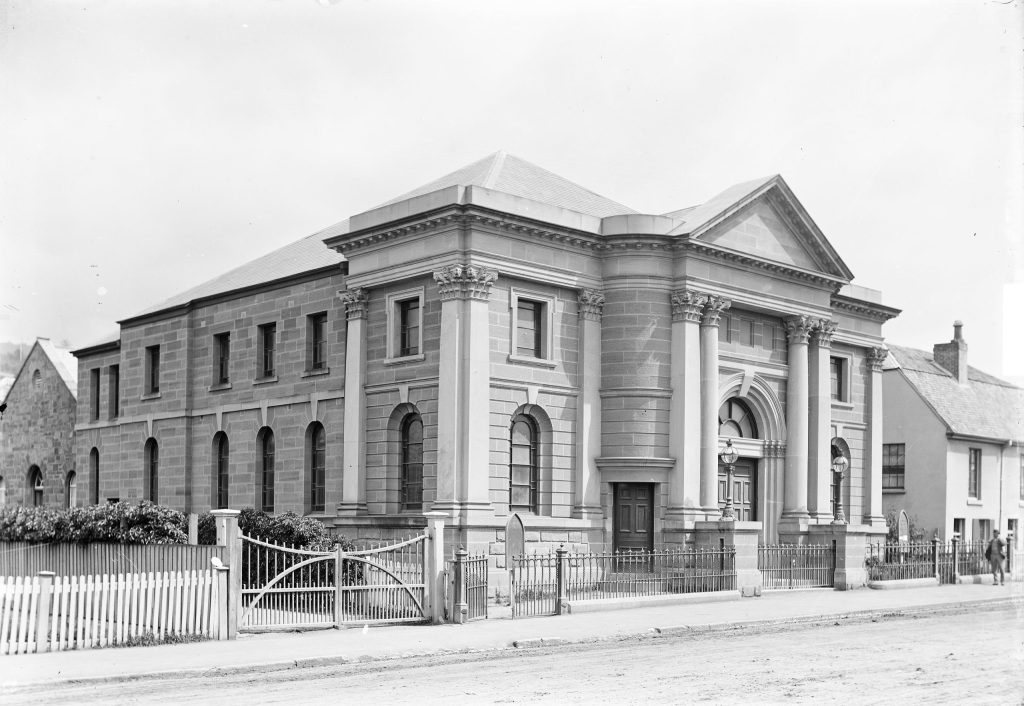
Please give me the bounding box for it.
[73,153,898,553]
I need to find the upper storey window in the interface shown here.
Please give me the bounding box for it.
[214,332,231,385]
[258,323,277,379]
[509,288,555,367]
[145,345,161,395]
[307,313,328,373]
[386,287,426,363]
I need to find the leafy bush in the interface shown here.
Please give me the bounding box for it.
[197,508,350,551]
[0,501,187,544]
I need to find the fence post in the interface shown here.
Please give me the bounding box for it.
[212,559,229,640]
[34,571,55,653]
[423,512,447,625]
[454,546,468,625]
[188,513,199,545]
[212,509,241,639]
[555,544,568,616]
[951,536,960,583]
[932,536,941,580]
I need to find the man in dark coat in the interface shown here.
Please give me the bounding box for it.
[985,530,1006,586]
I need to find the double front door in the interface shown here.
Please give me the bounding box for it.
[718,460,757,521]
[613,483,654,553]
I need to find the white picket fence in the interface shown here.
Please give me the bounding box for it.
[0,569,225,655]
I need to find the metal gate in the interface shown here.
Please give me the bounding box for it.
[758,543,836,590]
[445,551,489,622]
[239,534,429,631]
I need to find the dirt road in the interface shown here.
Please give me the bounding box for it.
[12,603,1024,705]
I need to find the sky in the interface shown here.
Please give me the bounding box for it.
[0,0,1022,383]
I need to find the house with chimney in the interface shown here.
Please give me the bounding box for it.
[72,152,899,557]
[882,322,1024,547]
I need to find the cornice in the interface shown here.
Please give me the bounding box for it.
[71,339,121,358]
[831,293,902,323]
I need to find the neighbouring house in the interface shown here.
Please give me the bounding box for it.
[0,338,78,508]
[72,152,899,559]
[882,322,1024,548]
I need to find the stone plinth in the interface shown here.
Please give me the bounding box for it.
[693,520,763,597]
[808,524,874,591]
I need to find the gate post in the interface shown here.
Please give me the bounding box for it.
[212,509,241,639]
[454,546,468,624]
[932,536,941,580]
[34,571,55,653]
[423,512,447,624]
[555,544,568,615]
[951,536,960,582]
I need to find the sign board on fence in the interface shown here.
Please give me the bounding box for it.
[898,510,910,544]
[505,513,525,566]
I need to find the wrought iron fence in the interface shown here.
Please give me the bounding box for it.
[864,541,938,581]
[956,540,988,577]
[758,543,835,590]
[445,550,489,623]
[509,545,736,619]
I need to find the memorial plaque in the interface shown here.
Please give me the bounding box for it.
[897,509,910,544]
[505,513,525,566]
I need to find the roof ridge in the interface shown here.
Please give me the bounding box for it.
[481,151,506,190]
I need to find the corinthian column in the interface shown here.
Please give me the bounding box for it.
[864,347,889,527]
[338,287,368,515]
[700,295,730,514]
[808,319,838,521]
[574,289,604,518]
[782,315,815,520]
[432,263,498,520]
[668,289,706,520]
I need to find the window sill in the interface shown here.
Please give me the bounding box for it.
[967,499,983,506]
[141,392,162,401]
[301,367,330,378]
[507,354,557,369]
[882,488,906,494]
[831,401,855,410]
[208,382,232,392]
[253,375,279,386]
[384,354,426,366]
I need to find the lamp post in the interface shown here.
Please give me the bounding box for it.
[831,453,849,524]
[719,439,738,520]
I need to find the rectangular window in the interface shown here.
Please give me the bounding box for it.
[108,364,120,418]
[308,313,327,371]
[145,345,160,395]
[882,443,905,490]
[399,299,420,357]
[830,357,847,402]
[215,332,231,385]
[953,517,965,539]
[516,300,543,358]
[968,448,981,499]
[258,323,276,378]
[90,368,101,420]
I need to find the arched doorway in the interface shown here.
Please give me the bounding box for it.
[718,399,759,521]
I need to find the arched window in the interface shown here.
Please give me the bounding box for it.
[32,369,41,387]
[718,398,758,438]
[90,448,100,505]
[145,439,159,503]
[258,428,275,513]
[401,415,423,510]
[66,471,77,508]
[28,466,44,506]
[215,432,229,509]
[309,423,326,513]
[510,415,539,512]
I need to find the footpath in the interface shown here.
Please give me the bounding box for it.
[2,582,1021,692]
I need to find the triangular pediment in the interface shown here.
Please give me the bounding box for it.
[674,176,853,281]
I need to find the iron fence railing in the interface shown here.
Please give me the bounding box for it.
[445,550,488,623]
[865,541,938,581]
[758,543,835,590]
[509,545,736,619]
[956,540,988,577]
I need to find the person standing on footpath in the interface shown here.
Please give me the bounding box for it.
[985,529,1005,586]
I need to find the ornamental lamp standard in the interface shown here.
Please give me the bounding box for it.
[831,453,849,524]
[719,439,739,521]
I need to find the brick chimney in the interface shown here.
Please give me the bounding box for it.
[933,320,968,384]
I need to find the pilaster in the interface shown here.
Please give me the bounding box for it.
[667,289,706,523]
[863,347,888,527]
[574,288,604,519]
[338,287,368,515]
[808,319,837,521]
[700,295,730,515]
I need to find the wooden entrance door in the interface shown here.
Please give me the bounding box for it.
[613,483,654,553]
[718,460,757,521]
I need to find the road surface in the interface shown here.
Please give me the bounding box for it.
[10,603,1024,705]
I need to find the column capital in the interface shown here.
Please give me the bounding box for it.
[812,319,839,348]
[671,289,708,323]
[867,346,889,372]
[700,295,731,327]
[784,315,816,344]
[578,289,605,321]
[338,287,369,320]
[433,263,498,302]
[763,439,787,458]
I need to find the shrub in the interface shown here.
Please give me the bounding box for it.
[197,508,350,552]
[0,501,187,544]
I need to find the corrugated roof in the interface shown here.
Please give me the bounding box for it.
[886,343,1024,442]
[377,151,638,219]
[125,231,345,320]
